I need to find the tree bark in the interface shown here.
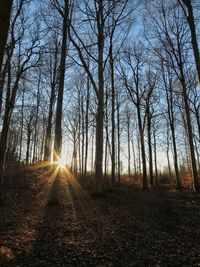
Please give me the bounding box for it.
[182,81,200,191]
[153,123,158,186]
[44,41,58,161]
[81,93,85,175]
[147,106,153,186]
[137,105,148,189]
[84,76,90,174]
[53,2,68,161]
[95,0,104,193]
[19,83,25,162]
[110,42,116,188]
[179,0,200,85]
[116,91,121,185]
[26,118,32,164]
[0,0,13,74]
[127,110,131,176]
[33,73,41,163]
[0,61,11,199]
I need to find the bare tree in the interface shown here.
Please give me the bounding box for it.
[145,1,200,190]
[50,0,70,161]
[0,4,41,200]
[120,44,148,190]
[43,34,59,161]
[161,60,181,189]
[178,0,200,85]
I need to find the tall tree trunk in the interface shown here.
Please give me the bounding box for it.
[72,140,77,174]
[179,0,200,85]
[110,41,115,188]
[104,90,109,184]
[171,122,181,188]
[0,0,13,74]
[104,130,108,182]
[137,131,141,177]
[78,102,82,173]
[44,43,58,161]
[181,71,200,190]
[33,73,41,163]
[194,136,200,173]
[44,81,56,161]
[84,76,90,174]
[95,91,104,192]
[127,110,131,176]
[162,62,181,189]
[78,91,81,173]
[194,107,200,143]
[166,125,172,183]
[40,120,46,161]
[147,107,153,186]
[0,57,9,113]
[95,0,104,193]
[26,121,32,164]
[81,93,85,175]
[116,90,121,185]
[53,3,68,161]
[137,105,148,189]
[91,125,95,173]
[131,137,137,175]
[173,30,200,190]
[153,123,158,186]
[19,84,25,162]
[0,61,11,201]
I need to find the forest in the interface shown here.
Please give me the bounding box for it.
[0,0,200,266]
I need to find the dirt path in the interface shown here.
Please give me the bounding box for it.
[1,168,200,266]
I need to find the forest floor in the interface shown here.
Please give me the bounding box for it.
[1,164,200,267]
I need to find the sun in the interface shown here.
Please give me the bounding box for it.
[57,157,66,168]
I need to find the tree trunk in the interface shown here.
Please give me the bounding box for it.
[194,107,200,143]
[53,4,68,161]
[110,42,115,188]
[153,124,158,186]
[84,76,90,174]
[78,90,81,173]
[179,0,200,85]
[166,125,172,183]
[19,84,25,162]
[26,121,32,164]
[104,90,109,187]
[91,125,95,173]
[127,111,131,176]
[116,90,121,185]
[44,81,56,161]
[44,42,58,161]
[95,0,104,193]
[81,93,85,175]
[171,122,181,188]
[95,92,104,192]
[181,71,200,191]
[33,73,41,163]
[137,132,141,177]
[0,0,13,73]
[0,56,9,113]
[137,105,148,189]
[194,136,200,173]
[131,137,137,175]
[0,61,11,201]
[147,107,153,186]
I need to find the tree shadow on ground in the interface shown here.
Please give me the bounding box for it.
[11,171,97,267]
[11,175,71,266]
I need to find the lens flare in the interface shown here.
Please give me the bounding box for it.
[57,157,66,168]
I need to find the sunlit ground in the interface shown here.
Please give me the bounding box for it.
[35,155,97,220]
